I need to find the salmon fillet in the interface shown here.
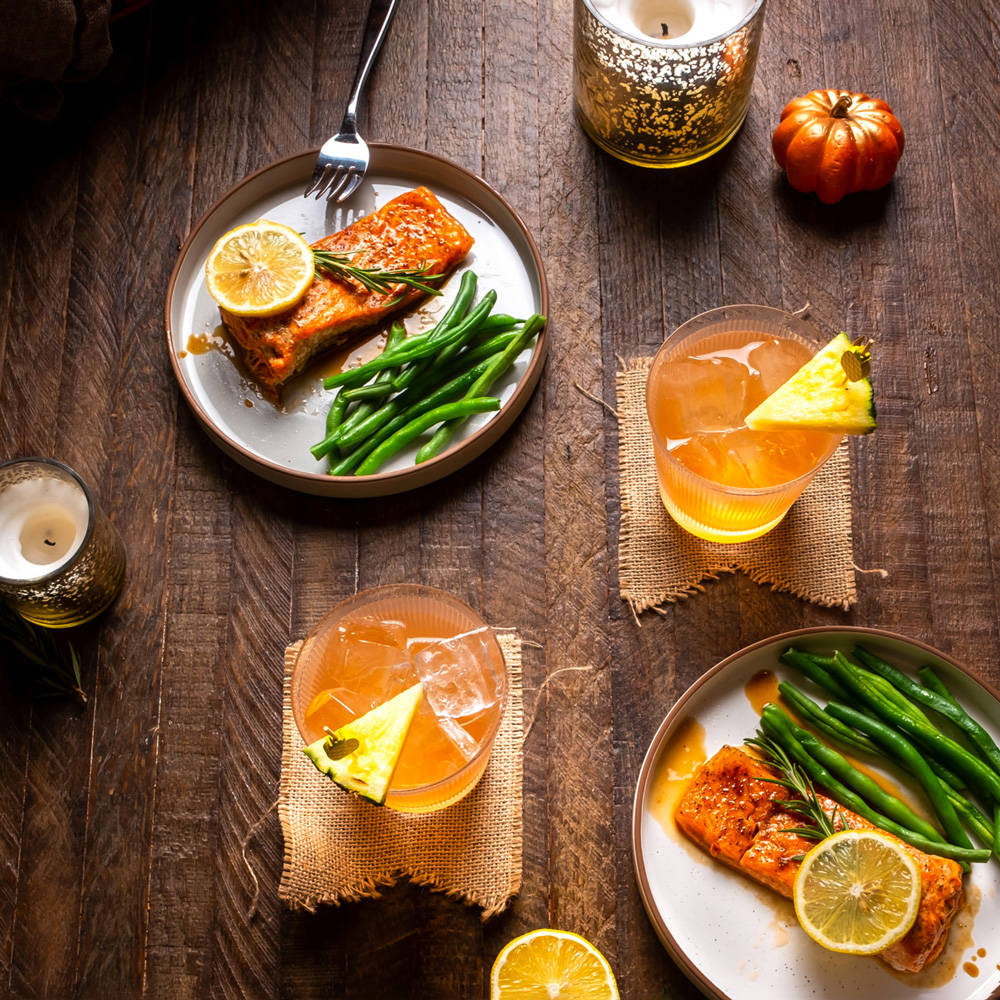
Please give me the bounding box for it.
[675,746,965,973]
[219,186,474,398]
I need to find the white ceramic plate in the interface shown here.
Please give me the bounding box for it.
[165,145,547,497]
[633,627,1000,1000]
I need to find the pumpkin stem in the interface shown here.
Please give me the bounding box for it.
[830,94,853,118]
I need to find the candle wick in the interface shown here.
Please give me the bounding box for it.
[44,537,56,546]
[661,21,669,36]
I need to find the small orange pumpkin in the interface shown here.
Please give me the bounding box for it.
[772,89,905,204]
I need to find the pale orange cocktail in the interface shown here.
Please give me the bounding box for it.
[646,306,842,543]
[290,584,507,813]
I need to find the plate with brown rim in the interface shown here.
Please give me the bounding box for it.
[632,627,1000,1000]
[165,145,547,497]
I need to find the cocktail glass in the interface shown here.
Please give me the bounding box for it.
[290,584,507,813]
[645,305,842,543]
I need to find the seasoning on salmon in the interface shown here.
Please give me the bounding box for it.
[219,186,474,398]
[675,746,965,973]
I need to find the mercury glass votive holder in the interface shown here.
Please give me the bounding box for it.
[0,458,126,628]
[573,0,766,167]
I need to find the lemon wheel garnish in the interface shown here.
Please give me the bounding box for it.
[205,220,314,317]
[793,830,921,955]
[490,929,619,999]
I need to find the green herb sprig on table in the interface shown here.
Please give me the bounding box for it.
[0,601,86,703]
[312,250,443,298]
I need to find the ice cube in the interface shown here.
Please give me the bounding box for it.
[437,716,479,761]
[648,357,748,439]
[671,435,755,488]
[333,628,415,696]
[747,338,812,398]
[411,626,499,720]
[337,616,407,649]
[304,686,375,731]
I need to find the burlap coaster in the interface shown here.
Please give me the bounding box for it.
[617,357,856,613]
[278,631,522,918]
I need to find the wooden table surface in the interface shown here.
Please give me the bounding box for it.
[1,0,999,996]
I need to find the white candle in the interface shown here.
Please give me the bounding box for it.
[591,0,753,43]
[0,477,89,581]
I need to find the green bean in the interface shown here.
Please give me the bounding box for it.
[779,680,968,792]
[433,270,478,335]
[919,666,960,704]
[777,681,879,755]
[324,391,349,437]
[311,322,407,460]
[780,648,851,700]
[323,290,497,390]
[761,709,987,863]
[853,647,1000,775]
[824,701,974,848]
[471,313,521,335]
[771,706,945,843]
[341,382,396,402]
[326,352,502,475]
[354,397,501,476]
[826,652,1000,806]
[946,790,995,848]
[415,314,545,464]
[335,357,495,454]
[388,300,506,393]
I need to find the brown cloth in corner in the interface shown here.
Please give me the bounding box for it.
[617,357,856,613]
[0,0,113,117]
[278,632,523,918]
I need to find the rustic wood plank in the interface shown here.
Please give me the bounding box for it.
[533,0,619,971]
[0,678,30,996]
[0,74,100,1000]
[480,0,550,966]
[930,0,1000,666]
[861,0,998,666]
[67,9,189,993]
[179,2,315,998]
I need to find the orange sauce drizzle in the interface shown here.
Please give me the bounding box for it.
[647,716,706,848]
[185,325,235,359]
[312,326,390,381]
[744,670,780,715]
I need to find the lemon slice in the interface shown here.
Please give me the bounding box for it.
[744,332,876,434]
[490,929,619,999]
[205,220,314,317]
[302,682,422,805]
[793,830,921,955]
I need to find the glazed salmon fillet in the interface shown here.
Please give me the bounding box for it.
[675,746,965,973]
[219,187,473,397]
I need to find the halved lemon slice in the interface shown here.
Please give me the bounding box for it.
[205,220,314,317]
[302,682,422,805]
[490,929,619,999]
[793,830,921,955]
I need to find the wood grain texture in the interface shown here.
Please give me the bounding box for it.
[0,0,998,997]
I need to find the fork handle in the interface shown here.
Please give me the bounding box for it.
[341,0,400,132]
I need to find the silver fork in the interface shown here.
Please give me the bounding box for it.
[304,0,399,204]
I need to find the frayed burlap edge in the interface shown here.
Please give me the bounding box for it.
[278,631,523,920]
[616,357,856,616]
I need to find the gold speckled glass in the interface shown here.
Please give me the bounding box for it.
[573,0,766,167]
[0,459,126,628]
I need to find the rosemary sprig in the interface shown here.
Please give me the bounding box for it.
[0,600,86,703]
[745,732,840,842]
[312,249,444,298]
